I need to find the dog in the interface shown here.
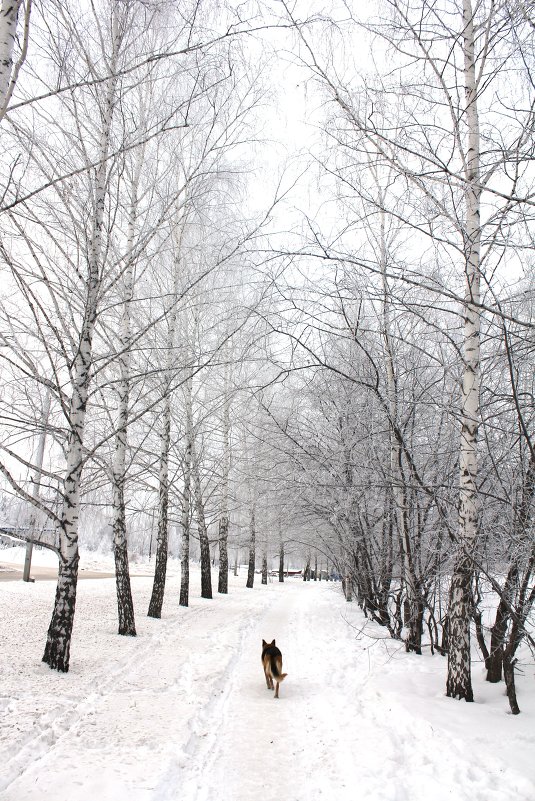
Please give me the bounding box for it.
[261,639,287,699]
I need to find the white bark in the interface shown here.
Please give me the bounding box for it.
[180,377,193,607]
[218,360,231,594]
[0,0,22,112]
[148,238,182,619]
[192,434,213,599]
[112,147,143,635]
[261,547,268,585]
[447,0,481,702]
[246,505,256,588]
[147,389,171,618]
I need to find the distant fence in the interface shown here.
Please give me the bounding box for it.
[0,525,60,554]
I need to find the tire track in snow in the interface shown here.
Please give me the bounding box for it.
[175,581,351,801]
[151,587,276,801]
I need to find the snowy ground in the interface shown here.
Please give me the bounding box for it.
[1,547,534,801]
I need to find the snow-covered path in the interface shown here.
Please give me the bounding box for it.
[176,581,535,801]
[178,578,364,801]
[1,564,534,801]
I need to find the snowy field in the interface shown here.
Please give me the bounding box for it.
[1,547,534,801]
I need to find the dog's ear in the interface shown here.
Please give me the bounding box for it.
[262,639,267,647]
[271,639,276,646]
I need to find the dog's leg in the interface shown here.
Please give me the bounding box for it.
[264,665,273,689]
[274,681,279,699]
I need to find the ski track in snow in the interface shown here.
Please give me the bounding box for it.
[1,569,534,801]
[166,581,535,801]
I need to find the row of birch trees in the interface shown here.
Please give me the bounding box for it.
[260,0,533,714]
[0,0,291,671]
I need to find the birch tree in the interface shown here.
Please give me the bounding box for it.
[40,1,126,670]
[445,0,481,703]
[179,376,194,607]
[191,432,214,599]
[246,504,256,588]
[108,127,151,636]
[217,362,231,594]
[147,224,184,619]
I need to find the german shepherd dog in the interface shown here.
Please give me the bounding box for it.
[261,639,287,699]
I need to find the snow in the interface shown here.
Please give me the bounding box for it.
[0,549,534,801]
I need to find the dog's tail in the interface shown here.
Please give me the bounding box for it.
[270,655,288,683]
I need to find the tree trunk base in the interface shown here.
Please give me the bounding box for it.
[504,655,520,715]
[147,543,167,621]
[42,559,79,673]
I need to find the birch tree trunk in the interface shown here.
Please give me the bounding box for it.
[379,198,423,654]
[192,444,213,599]
[113,476,136,634]
[218,373,230,594]
[180,379,194,608]
[0,2,20,98]
[111,158,143,636]
[42,12,120,671]
[246,505,256,589]
[179,510,190,606]
[278,539,284,582]
[42,209,101,671]
[446,0,481,702]
[147,390,171,619]
[0,0,27,120]
[148,210,189,617]
[261,547,268,585]
[218,515,229,592]
[303,553,310,581]
[181,354,214,601]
